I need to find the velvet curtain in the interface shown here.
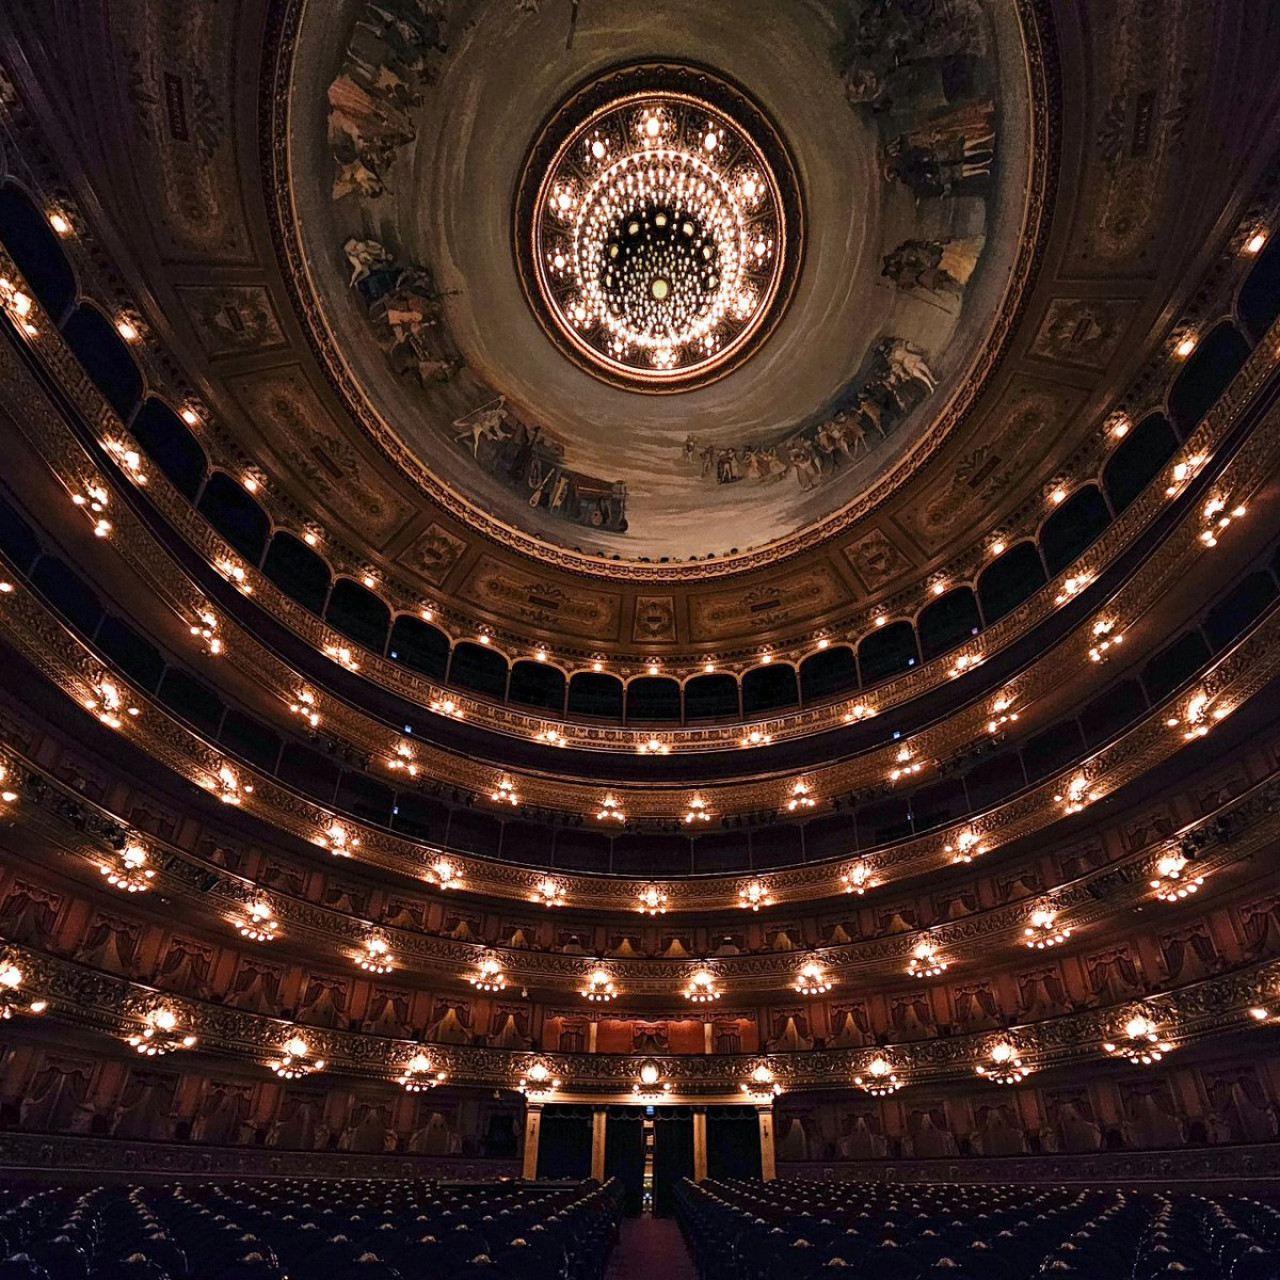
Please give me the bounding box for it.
[604,1108,645,1214]
[536,1104,593,1179]
[707,1106,762,1181]
[652,1107,694,1216]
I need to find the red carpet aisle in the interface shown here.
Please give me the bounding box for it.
[605,1219,700,1280]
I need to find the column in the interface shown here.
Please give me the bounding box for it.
[521,1103,543,1180]
[591,1106,608,1182]
[757,1105,777,1182]
[692,1107,708,1182]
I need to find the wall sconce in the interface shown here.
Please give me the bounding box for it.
[741,1063,781,1100]
[907,938,948,978]
[0,961,47,1019]
[533,879,565,907]
[685,795,711,824]
[432,858,461,889]
[520,1061,562,1098]
[1023,908,1071,949]
[237,901,279,943]
[355,936,393,974]
[633,1059,672,1098]
[1150,851,1204,902]
[597,794,626,823]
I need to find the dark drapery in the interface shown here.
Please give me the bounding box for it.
[605,1108,645,1214]
[536,1104,593,1180]
[707,1106,763,1181]
[652,1107,694,1216]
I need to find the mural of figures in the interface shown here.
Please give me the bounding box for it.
[302,0,1028,559]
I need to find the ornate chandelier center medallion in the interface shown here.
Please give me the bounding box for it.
[516,65,804,392]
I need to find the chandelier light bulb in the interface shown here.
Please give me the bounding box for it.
[637,883,669,915]
[855,1056,902,1096]
[683,969,720,1002]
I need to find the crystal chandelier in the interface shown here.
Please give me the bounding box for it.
[597,794,626,823]
[520,1061,562,1098]
[101,842,155,893]
[1150,851,1204,902]
[738,879,772,912]
[633,1059,672,1098]
[0,961,47,1019]
[787,781,816,812]
[637,883,669,915]
[1104,1012,1174,1065]
[83,679,139,729]
[580,967,618,1002]
[270,1034,325,1079]
[1023,908,1071,949]
[319,821,359,856]
[684,795,711,824]
[470,957,508,991]
[238,900,279,942]
[355,936,394,974]
[126,1007,197,1057]
[516,66,800,391]
[907,938,948,978]
[206,764,250,805]
[398,1052,447,1092]
[683,969,720,1003]
[794,960,834,996]
[855,1055,902,1096]
[976,1041,1032,1084]
[491,776,520,806]
[740,1063,781,1100]
[534,878,566,907]
[945,830,985,864]
[432,858,461,889]
[841,862,874,895]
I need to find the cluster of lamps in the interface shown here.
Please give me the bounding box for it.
[1023,908,1072,949]
[1150,851,1204,902]
[101,842,154,893]
[1054,775,1097,815]
[237,901,279,943]
[841,862,874,895]
[637,884,669,915]
[356,936,394,974]
[289,690,321,729]
[683,970,720,1003]
[740,1064,781,1100]
[0,961,47,1020]
[519,1061,561,1098]
[580,968,618,1002]
[270,1034,326,1079]
[907,939,948,978]
[855,1056,902,1096]
[206,764,250,806]
[794,960,833,996]
[470,957,508,991]
[1103,1012,1174,1065]
[633,1060,671,1098]
[738,879,773,912]
[945,830,985,864]
[83,680,139,729]
[398,1052,447,1092]
[126,1007,197,1057]
[975,1041,1032,1084]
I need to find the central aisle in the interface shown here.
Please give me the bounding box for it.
[605,1218,699,1280]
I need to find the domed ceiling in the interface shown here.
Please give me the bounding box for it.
[279,0,1043,563]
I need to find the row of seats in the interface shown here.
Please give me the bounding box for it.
[0,1176,623,1280]
[675,1177,1280,1279]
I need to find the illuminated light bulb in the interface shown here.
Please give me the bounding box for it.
[320,822,358,856]
[238,900,278,942]
[944,830,984,864]
[271,1035,325,1079]
[1150,851,1205,902]
[126,1007,197,1056]
[639,736,671,756]
[534,878,565,907]
[106,440,148,485]
[470,957,507,991]
[760,652,773,664]
[1050,487,1067,505]
[976,1040,1032,1084]
[817,637,830,650]
[592,661,604,672]
[387,741,418,776]
[432,858,460,889]
[990,540,1006,556]
[1244,231,1267,254]
[683,970,720,1002]
[597,794,625,823]
[49,211,72,236]
[843,703,875,723]
[398,1052,447,1091]
[740,1063,780,1099]
[206,764,251,806]
[116,318,139,342]
[855,1056,901,1096]
[1024,907,1071,948]
[242,474,259,493]
[1109,414,1131,438]
[581,968,617,1001]
[1054,775,1096,814]
[1104,1011,1174,1065]
[637,883,669,915]
[0,962,45,1019]
[479,633,491,645]
[786,781,816,812]
[684,795,710,824]
[520,1061,563,1097]
[190,612,223,657]
[181,406,201,427]
[536,727,566,746]
[84,679,139,729]
[907,938,947,978]
[740,728,773,747]
[841,862,873,895]
[738,879,773,912]
[491,776,520,806]
[794,960,833,996]
[431,697,464,719]
[102,842,154,893]
[1249,1007,1270,1022]
[217,558,253,593]
[324,644,359,671]
[874,615,887,628]
[288,690,321,728]
[1174,333,1197,358]
[356,936,393,973]
[949,653,982,678]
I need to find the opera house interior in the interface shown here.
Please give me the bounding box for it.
[1,0,1280,1276]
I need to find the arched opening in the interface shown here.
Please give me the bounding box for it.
[325,578,391,654]
[1239,235,1280,343]
[449,640,508,698]
[742,663,799,715]
[1103,414,1178,513]
[798,646,859,702]
[131,398,208,500]
[61,303,143,420]
[978,542,1046,623]
[197,471,270,563]
[508,659,567,712]
[1168,322,1251,435]
[1040,485,1111,576]
[387,614,450,680]
[262,532,331,615]
[626,676,683,722]
[567,671,624,720]
[917,587,982,661]
[858,621,918,683]
[684,672,739,721]
[0,184,76,319]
